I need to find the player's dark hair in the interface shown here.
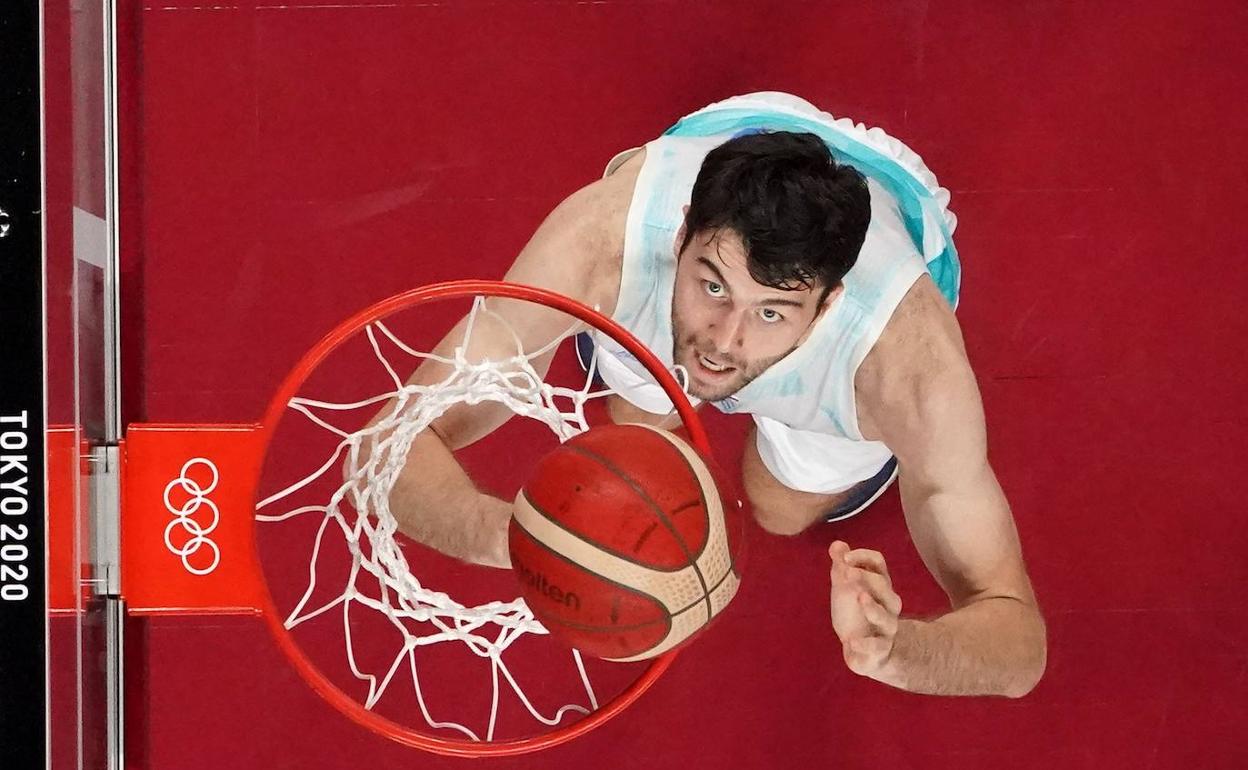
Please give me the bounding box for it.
[680,131,871,300]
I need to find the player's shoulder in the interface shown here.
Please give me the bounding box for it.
[560,147,647,312]
[504,147,647,313]
[579,144,647,240]
[854,274,975,442]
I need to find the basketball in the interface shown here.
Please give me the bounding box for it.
[509,423,742,662]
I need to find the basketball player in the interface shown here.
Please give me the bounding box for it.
[386,93,1046,697]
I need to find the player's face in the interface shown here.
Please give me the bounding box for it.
[671,229,836,402]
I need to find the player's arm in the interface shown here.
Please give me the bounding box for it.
[378,178,622,569]
[853,323,1048,697]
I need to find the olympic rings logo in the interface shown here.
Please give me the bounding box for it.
[163,458,221,576]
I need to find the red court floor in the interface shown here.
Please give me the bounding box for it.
[44,1,1248,767]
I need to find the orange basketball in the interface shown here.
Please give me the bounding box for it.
[509,423,743,661]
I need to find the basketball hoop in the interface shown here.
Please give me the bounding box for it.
[240,280,710,756]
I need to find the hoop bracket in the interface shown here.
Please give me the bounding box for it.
[119,423,265,615]
[87,443,121,596]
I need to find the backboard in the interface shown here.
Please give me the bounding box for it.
[0,0,120,767]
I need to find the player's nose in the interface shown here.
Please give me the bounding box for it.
[707,310,746,357]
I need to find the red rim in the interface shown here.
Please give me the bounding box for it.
[250,280,710,756]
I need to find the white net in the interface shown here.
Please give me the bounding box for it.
[253,295,674,743]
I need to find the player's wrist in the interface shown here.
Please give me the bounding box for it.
[868,618,918,689]
[467,493,514,569]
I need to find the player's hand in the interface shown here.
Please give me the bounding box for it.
[828,540,902,679]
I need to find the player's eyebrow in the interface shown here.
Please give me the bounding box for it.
[757,295,806,309]
[695,256,807,308]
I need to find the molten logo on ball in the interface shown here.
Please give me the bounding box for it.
[510,424,743,662]
[512,554,582,612]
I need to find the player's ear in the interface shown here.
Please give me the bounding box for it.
[674,206,691,258]
[788,285,838,344]
[816,282,843,317]
[796,282,842,344]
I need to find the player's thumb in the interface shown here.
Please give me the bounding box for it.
[828,540,850,561]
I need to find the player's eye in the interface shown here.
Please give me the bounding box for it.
[703,281,725,298]
[759,308,783,323]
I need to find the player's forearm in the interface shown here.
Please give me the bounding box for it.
[387,429,513,569]
[393,484,513,569]
[877,596,1046,698]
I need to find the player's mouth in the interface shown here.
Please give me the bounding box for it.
[695,353,736,378]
